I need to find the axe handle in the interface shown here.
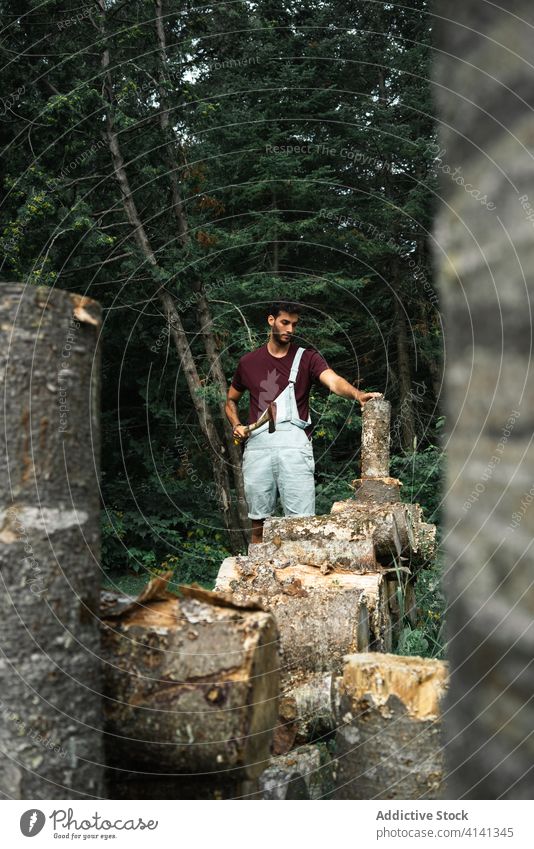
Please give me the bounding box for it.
[233,402,277,443]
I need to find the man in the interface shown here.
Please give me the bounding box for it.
[225,301,382,543]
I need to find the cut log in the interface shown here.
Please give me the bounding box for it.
[348,476,402,505]
[256,743,335,800]
[360,397,391,477]
[0,283,103,800]
[216,559,393,682]
[100,576,279,779]
[276,673,339,749]
[263,503,433,563]
[240,537,377,573]
[330,653,448,799]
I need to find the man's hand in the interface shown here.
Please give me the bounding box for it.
[232,424,249,443]
[357,391,383,407]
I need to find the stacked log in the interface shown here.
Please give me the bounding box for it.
[101,575,280,797]
[330,653,448,799]
[215,398,438,756]
[265,503,435,565]
[351,397,402,504]
[256,744,335,800]
[216,557,390,669]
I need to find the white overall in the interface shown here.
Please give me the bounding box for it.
[242,347,315,519]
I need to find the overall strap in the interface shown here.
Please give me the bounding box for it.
[288,346,306,384]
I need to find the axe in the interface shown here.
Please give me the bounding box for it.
[234,402,277,444]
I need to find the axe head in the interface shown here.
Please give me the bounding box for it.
[268,402,277,433]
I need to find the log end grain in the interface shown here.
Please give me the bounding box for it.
[339,653,448,720]
[331,653,449,800]
[100,588,280,778]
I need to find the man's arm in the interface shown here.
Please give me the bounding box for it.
[225,385,249,441]
[319,368,382,406]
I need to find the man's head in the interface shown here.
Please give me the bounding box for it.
[267,301,301,345]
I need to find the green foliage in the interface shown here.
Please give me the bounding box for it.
[397,625,430,658]
[395,560,446,659]
[315,474,355,516]
[391,445,444,524]
[160,532,232,588]
[1,0,442,597]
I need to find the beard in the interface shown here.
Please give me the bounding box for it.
[272,328,292,345]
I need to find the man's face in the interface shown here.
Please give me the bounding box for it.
[268,311,300,344]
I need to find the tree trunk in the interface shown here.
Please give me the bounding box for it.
[98,0,244,551]
[0,283,103,799]
[330,653,448,799]
[276,673,338,750]
[394,292,416,452]
[153,0,249,546]
[100,576,279,778]
[434,0,534,799]
[192,283,250,536]
[257,744,334,800]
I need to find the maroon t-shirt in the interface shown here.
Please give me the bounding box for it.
[231,343,330,435]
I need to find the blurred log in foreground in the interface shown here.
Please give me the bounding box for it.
[434,1,534,798]
[101,575,279,794]
[0,283,103,800]
[330,653,448,800]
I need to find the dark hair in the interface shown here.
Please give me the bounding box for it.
[268,301,302,318]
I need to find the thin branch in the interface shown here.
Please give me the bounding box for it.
[211,300,257,349]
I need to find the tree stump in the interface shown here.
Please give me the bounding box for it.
[0,283,103,799]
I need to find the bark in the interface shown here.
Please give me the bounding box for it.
[256,743,334,800]
[158,292,242,551]
[192,282,249,535]
[277,673,338,749]
[241,537,377,573]
[347,477,402,505]
[434,0,534,799]
[98,0,244,551]
[330,653,448,800]
[100,576,279,777]
[360,397,391,477]
[0,283,103,799]
[262,505,435,565]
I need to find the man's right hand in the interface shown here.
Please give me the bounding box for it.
[232,424,249,443]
